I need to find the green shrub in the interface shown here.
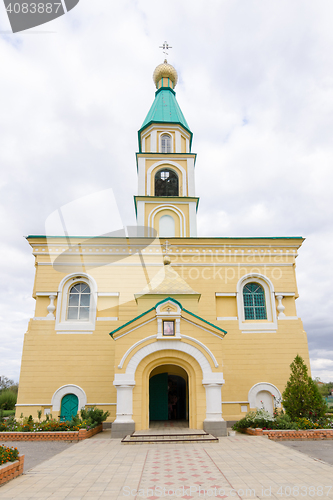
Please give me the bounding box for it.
[0,390,17,410]
[282,355,327,420]
[233,409,275,431]
[80,407,110,426]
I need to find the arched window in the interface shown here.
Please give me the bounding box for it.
[67,283,91,320]
[159,215,175,237]
[243,283,267,320]
[161,134,172,153]
[155,169,179,196]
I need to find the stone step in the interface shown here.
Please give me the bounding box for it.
[121,432,218,444]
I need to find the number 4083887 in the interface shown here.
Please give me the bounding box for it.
[6,3,62,14]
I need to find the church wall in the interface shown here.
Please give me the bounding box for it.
[17,236,310,425]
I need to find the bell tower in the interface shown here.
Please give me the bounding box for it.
[135,60,199,237]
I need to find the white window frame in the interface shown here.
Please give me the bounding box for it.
[55,273,97,333]
[236,274,277,332]
[160,133,173,153]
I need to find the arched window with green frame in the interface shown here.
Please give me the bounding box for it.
[243,283,267,320]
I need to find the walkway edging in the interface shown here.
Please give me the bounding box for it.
[245,427,333,440]
[0,424,102,442]
[0,456,24,486]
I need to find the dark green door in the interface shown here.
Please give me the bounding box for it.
[149,373,168,421]
[60,394,79,421]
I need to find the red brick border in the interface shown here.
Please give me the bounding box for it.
[0,424,102,442]
[245,427,333,440]
[0,455,24,486]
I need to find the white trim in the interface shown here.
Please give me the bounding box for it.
[278,316,299,320]
[187,158,195,197]
[33,317,55,321]
[221,401,249,404]
[51,384,87,412]
[36,292,57,296]
[275,292,295,297]
[175,130,181,153]
[118,335,157,368]
[86,403,117,406]
[40,262,295,268]
[217,317,238,321]
[189,202,197,237]
[97,292,119,296]
[181,335,219,368]
[248,382,282,409]
[146,161,187,196]
[15,404,52,407]
[236,273,277,332]
[216,293,237,297]
[181,317,224,340]
[159,132,174,154]
[55,273,97,332]
[118,340,220,382]
[97,317,118,321]
[149,205,186,237]
[136,200,145,227]
[113,318,156,340]
[57,331,93,334]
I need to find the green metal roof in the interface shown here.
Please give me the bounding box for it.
[138,87,192,142]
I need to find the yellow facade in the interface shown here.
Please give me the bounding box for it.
[16,61,310,438]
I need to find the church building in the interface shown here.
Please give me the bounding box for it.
[16,60,311,437]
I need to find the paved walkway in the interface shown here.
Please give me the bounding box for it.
[1,431,333,499]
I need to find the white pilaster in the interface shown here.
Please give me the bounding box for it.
[203,383,224,422]
[151,130,157,153]
[187,158,196,197]
[189,202,197,237]
[113,375,135,423]
[175,131,181,153]
[137,157,146,195]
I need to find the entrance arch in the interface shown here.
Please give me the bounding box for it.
[149,364,188,424]
[113,339,225,433]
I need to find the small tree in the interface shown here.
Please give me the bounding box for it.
[282,355,327,420]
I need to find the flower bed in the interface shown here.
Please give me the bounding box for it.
[0,455,24,486]
[245,427,333,440]
[0,424,102,442]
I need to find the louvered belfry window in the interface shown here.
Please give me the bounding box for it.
[155,169,179,196]
[67,283,91,320]
[243,283,267,320]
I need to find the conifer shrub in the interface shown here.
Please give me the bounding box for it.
[282,355,327,420]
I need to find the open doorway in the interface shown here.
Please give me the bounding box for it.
[149,364,188,425]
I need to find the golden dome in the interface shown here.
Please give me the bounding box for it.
[153,60,178,89]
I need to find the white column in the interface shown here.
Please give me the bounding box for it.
[203,383,224,422]
[46,295,56,319]
[276,294,286,319]
[113,375,135,423]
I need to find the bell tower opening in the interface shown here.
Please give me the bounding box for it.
[149,364,188,426]
[155,168,179,196]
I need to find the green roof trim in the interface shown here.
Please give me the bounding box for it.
[109,297,227,338]
[26,235,304,241]
[138,87,192,150]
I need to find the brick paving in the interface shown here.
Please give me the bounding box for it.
[0,430,333,499]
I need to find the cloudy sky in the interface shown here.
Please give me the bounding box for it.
[0,0,332,383]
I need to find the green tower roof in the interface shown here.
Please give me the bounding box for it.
[138,87,192,147]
